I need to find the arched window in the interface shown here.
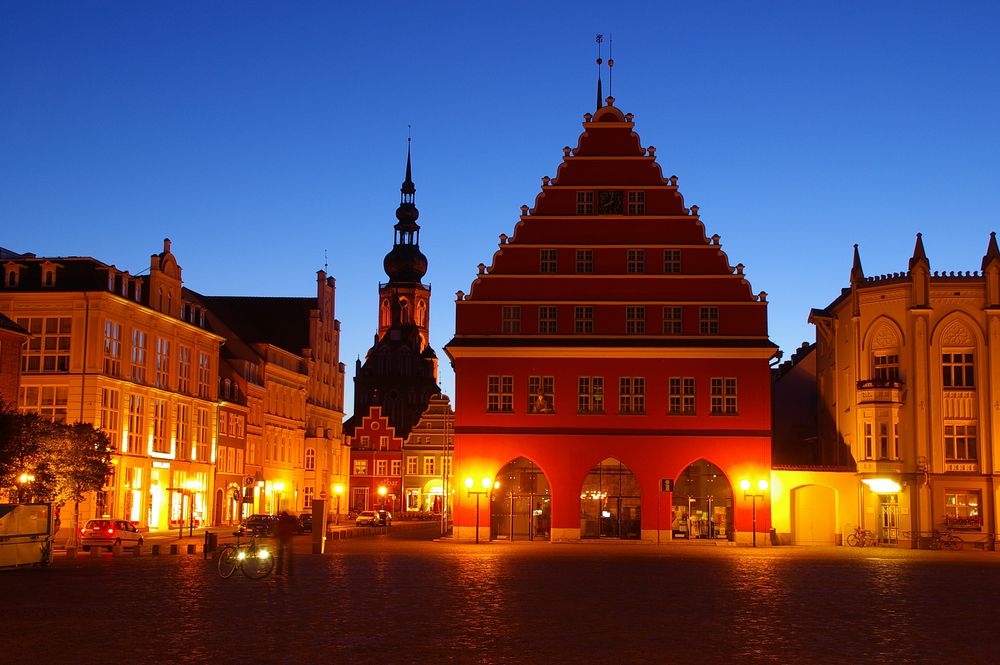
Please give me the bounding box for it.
[305,448,316,470]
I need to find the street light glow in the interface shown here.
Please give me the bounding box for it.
[378,486,388,496]
[757,479,769,492]
[333,484,344,495]
[464,477,474,489]
[739,479,751,491]
[480,477,492,489]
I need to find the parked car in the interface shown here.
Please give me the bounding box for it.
[376,510,392,526]
[80,518,143,551]
[241,514,277,536]
[297,513,313,534]
[355,510,380,527]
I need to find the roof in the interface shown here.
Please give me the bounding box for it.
[194,294,316,356]
[0,312,29,336]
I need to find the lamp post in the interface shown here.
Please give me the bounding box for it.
[739,478,769,547]
[257,480,265,514]
[183,479,202,537]
[377,485,387,509]
[333,484,344,526]
[464,476,494,544]
[273,481,285,513]
[17,472,35,504]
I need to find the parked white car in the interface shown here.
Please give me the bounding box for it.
[80,519,143,551]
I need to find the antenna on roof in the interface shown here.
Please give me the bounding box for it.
[324,249,328,272]
[595,34,604,112]
[608,33,614,99]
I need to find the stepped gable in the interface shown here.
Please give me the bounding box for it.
[453,96,768,343]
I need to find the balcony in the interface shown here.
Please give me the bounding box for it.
[856,378,904,404]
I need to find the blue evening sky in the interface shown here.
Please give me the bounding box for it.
[3,2,999,414]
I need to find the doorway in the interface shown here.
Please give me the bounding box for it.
[580,458,641,539]
[490,457,551,541]
[672,460,733,541]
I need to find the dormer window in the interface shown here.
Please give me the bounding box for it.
[4,263,21,288]
[107,272,115,291]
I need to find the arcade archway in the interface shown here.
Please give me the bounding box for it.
[490,457,551,541]
[580,457,641,539]
[672,460,734,541]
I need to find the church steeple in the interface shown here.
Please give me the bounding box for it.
[383,140,428,284]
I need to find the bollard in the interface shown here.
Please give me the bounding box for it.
[113,543,124,557]
[151,544,161,556]
[90,546,100,557]
[65,546,77,559]
[170,544,179,555]
[133,543,142,556]
[186,544,196,555]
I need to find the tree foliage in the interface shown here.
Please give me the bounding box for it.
[0,402,112,506]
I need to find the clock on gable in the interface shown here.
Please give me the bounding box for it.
[598,190,623,215]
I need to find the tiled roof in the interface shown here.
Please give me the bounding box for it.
[196,295,315,356]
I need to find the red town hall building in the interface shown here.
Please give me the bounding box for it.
[445,93,778,543]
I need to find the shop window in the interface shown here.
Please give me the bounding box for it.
[944,490,981,529]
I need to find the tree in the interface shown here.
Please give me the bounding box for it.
[0,402,60,502]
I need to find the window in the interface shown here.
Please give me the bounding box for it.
[99,388,121,449]
[663,307,682,335]
[626,306,645,334]
[305,448,316,470]
[627,191,645,215]
[576,249,593,273]
[151,399,170,454]
[528,376,554,413]
[103,321,122,377]
[577,377,604,414]
[391,460,401,476]
[379,436,388,451]
[538,306,558,334]
[130,329,147,383]
[700,307,719,335]
[176,404,190,454]
[155,338,170,389]
[945,424,977,461]
[663,249,682,274]
[194,408,210,461]
[619,377,645,415]
[944,490,982,529]
[178,346,192,394]
[359,435,370,449]
[406,456,418,474]
[487,375,514,413]
[354,460,368,475]
[540,249,557,273]
[576,191,594,215]
[126,394,144,453]
[627,249,645,274]
[19,385,68,421]
[376,460,388,476]
[423,457,436,475]
[877,422,898,460]
[863,422,874,460]
[502,306,521,334]
[710,378,737,415]
[303,487,314,509]
[575,306,593,334]
[942,353,974,388]
[669,378,696,415]
[18,316,71,373]
[197,352,212,399]
[873,354,900,384]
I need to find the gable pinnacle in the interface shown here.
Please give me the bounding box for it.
[983,231,1000,271]
[909,232,929,271]
[595,34,604,112]
[850,244,865,285]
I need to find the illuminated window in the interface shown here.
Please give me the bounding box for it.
[627,191,645,215]
[627,249,645,273]
[668,378,695,415]
[376,460,388,475]
[626,306,645,334]
[99,388,121,448]
[359,435,370,449]
[618,377,645,415]
[863,422,874,460]
[700,307,719,335]
[423,457,436,475]
[194,408,209,461]
[501,306,521,334]
[538,306,557,334]
[577,377,604,414]
[303,487,314,509]
[576,191,594,215]
[130,329,147,383]
[945,490,981,529]
[354,460,368,475]
[575,306,593,334]
[945,424,977,461]
[178,346,192,394]
[197,352,211,399]
[391,460,401,476]
[710,378,737,415]
[528,376,555,413]
[151,399,170,454]
[126,394,144,453]
[305,448,316,470]
[103,320,122,377]
[18,316,71,373]
[663,249,682,274]
[663,307,682,335]
[155,338,170,389]
[379,436,388,451]
[540,249,557,273]
[487,375,514,413]
[576,249,593,273]
[176,403,190,453]
[406,456,418,474]
[942,353,974,388]
[18,385,68,422]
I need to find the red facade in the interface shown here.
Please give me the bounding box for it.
[348,406,404,514]
[446,97,776,543]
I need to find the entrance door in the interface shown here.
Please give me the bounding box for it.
[672,460,734,541]
[580,458,641,539]
[879,494,899,544]
[490,457,550,541]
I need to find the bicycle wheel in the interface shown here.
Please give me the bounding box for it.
[240,545,274,579]
[945,534,963,551]
[217,545,240,578]
[928,534,942,550]
[846,532,860,547]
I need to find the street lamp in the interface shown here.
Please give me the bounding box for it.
[464,477,494,544]
[17,472,35,504]
[739,478,769,547]
[333,484,344,526]
[273,481,285,513]
[183,479,203,537]
[377,485,387,509]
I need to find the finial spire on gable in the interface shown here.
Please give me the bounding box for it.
[608,33,614,99]
[595,34,604,113]
[850,244,865,286]
[401,129,415,202]
[908,232,929,271]
[983,231,1000,271]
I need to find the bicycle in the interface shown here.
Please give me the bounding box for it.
[846,525,878,547]
[217,530,275,579]
[928,530,963,551]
